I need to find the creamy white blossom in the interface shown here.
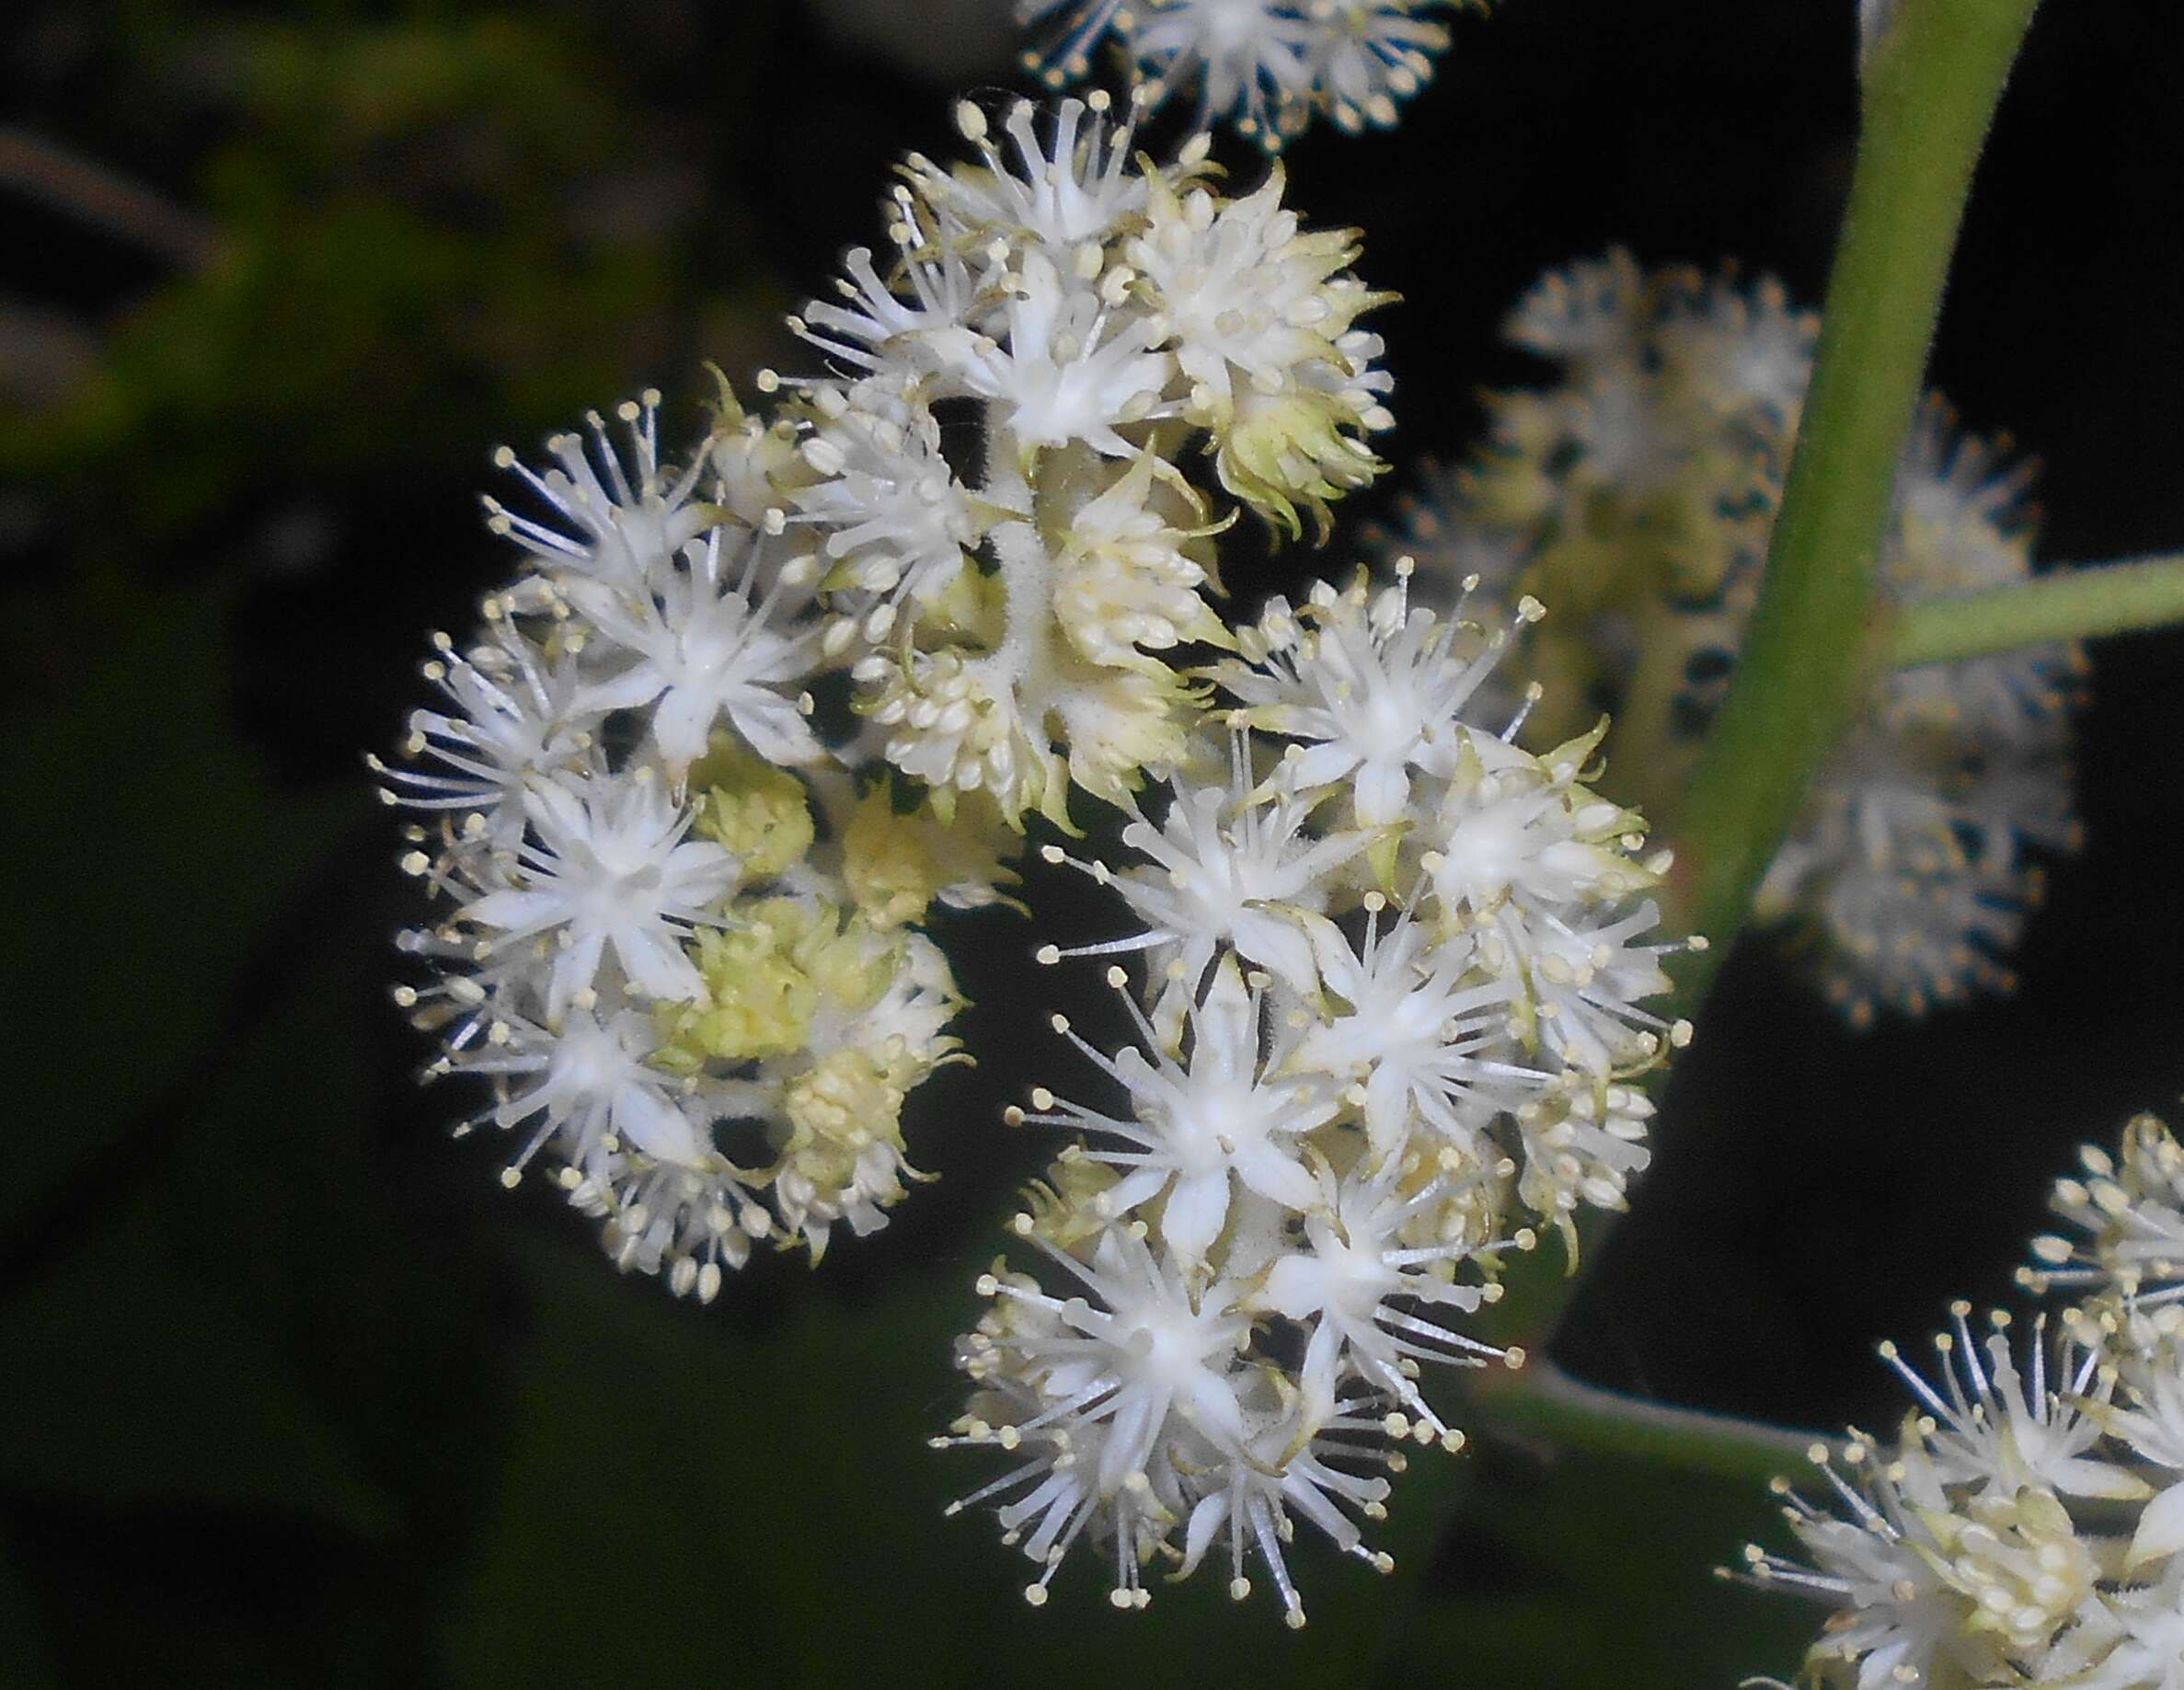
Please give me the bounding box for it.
[947,559,1683,1613]
[1381,254,2081,1025]
[1017,0,1469,150]
[1749,1116,2184,1688]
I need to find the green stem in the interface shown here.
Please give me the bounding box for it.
[1662,0,2040,1003]
[1457,0,2040,1474]
[1892,554,2184,667]
[1470,1360,1823,1488]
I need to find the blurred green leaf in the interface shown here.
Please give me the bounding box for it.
[448,1237,1468,1690]
[452,1224,1818,1687]
[0,1219,394,1536]
[1375,1441,1815,1687]
[0,581,361,1240]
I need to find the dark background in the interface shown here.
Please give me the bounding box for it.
[2,2,2180,1685]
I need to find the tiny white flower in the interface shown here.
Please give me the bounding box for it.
[939,1227,1251,1606]
[459,771,737,1018]
[915,95,1153,249]
[568,527,825,775]
[1041,734,1371,998]
[1027,955,1332,1264]
[1172,1369,1399,1627]
[1221,567,1515,825]
[481,393,715,594]
[1294,901,1535,1158]
[374,616,596,843]
[1258,1146,1522,1447]
[1878,1305,2137,1504]
[948,248,1174,460]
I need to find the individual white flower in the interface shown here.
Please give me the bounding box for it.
[567,526,826,776]
[939,1227,1251,1607]
[1257,1145,1526,1448]
[1130,0,1316,147]
[1503,248,1650,364]
[1219,566,1523,825]
[1016,1,1132,91]
[2025,1115,2184,1331]
[1128,167,1386,428]
[1021,956,1332,1264]
[1171,1367,1400,1627]
[1508,1079,1654,1233]
[457,770,739,1019]
[787,205,983,377]
[948,248,1175,461]
[1293,899,1536,1158]
[786,375,993,610]
[1305,1,1458,137]
[1024,1,1468,151]
[431,995,705,1185]
[1039,735,1371,999]
[1048,452,1229,672]
[1653,267,1816,426]
[1517,898,1684,1078]
[480,393,717,595]
[1753,734,2073,1026]
[566,1124,772,1304]
[372,616,597,845]
[1878,1305,2138,1504]
[1743,1440,2006,1690]
[1420,730,1658,929]
[914,94,1158,249]
[856,643,1071,822]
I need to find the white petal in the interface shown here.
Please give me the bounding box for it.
[1160,1170,1233,1265]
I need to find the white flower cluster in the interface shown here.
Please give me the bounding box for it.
[784,93,1393,828]
[1017,0,1469,149]
[1745,1111,2184,1690]
[937,565,1692,1620]
[1374,251,2084,1026]
[380,397,985,1296]
[382,96,1397,1295]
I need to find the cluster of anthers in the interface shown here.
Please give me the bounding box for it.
[378,95,1398,1294]
[1018,0,1473,149]
[1741,1110,2184,1689]
[1374,250,2084,1025]
[937,562,1694,1621]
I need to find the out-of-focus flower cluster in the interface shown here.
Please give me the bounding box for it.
[1375,251,2084,1025]
[381,96,1397,1294]
[938,565,1691,1620]
[1017,0,1474,149]
[1744,1111,2184,1689]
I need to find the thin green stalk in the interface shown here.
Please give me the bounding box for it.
[1469,1360,1823,1488]
[1663,0,2040,1006]
[1892,554,2184,667]
[1462,0,2041,1470]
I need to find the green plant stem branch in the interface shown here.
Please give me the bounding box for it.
[1891,554,2184,667]
[1661,0,2039,995]
[1469,1359,1823,1488]
[1461,0,2040,1470]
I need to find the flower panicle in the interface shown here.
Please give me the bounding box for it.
[1745,1112,2184,1688]
[1374,252,2081,1028]
[941,557,1689,1619]
[380,98,1398,1296]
